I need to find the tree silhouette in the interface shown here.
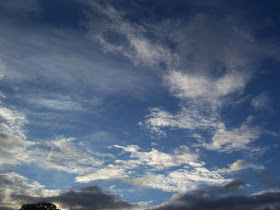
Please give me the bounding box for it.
[20,202,59,210]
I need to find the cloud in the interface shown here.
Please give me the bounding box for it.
[0,100,32,166]
[0,172,137,210]
[0,172,59,209]
[0,98,104,174]
[140,70,254,144]
[76,145,201,184]
[84,1,174,69]
[75,165,128,183]
[227,160,263,172]
[219,159,264,174]
[0,110,105,174]
[251,92,271,110]
[0,133,32,166]
[27,96,85,111]
[164,70,249,106]
[139,107,221,138]
[0,104,28,140]
[12,185,138,210]
[151,180,280,210]
[202,120,261,152]
[0,0,40,16]
[0,57,5,79]
[126,167,230,193]
[28,137,105,174]
[0,93,105,175]
[255,170,280,188]
[191,178,248,196]
[76,145,233,193]
[114,145,199,170]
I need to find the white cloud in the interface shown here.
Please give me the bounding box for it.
[75,144,234,193]
[140,69,251,138]
[227,159,264,172]
[75,145,200,183]
[127,168,230,193]
[85,2,173,68]
[75,165,128,183]
[140,107,221,138]
[202,121,260,152]
[219,159,264,173]
[28,97,84,111]
[0,134,32,166]
[126,160,263,193]
[0,105,28,140]
[140,69,261,153]
[251,189,280,196]
[76,145,199,183]
[0,95,105,175]
[0,134,105,175]
[114,145,199,170]
[164,70,249,107]
[251,92,271,110]
[0,172,59,209]
[28,137,104,174]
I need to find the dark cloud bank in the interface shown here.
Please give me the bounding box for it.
[12,186,136,210]
[150,179,280,210]
[2,179,280,210]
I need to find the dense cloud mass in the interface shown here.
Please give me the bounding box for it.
[0,173,136,210]
[151,180,280,210]
[13,186,137,210]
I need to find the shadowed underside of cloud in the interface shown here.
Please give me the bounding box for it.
[3,177,280,210]
[151,179,280,210]
[0,172,137,210]
[12,186,137,210]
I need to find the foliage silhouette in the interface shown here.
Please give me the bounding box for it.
[20,202,58,210]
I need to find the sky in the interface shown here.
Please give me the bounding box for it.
[0,0,280,209]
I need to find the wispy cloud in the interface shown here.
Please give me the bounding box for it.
[0,103,28,140]
[202,119,261,152]
[84,1,174,69]
[140,70,261,153]
[75,145,199,183]
[251,92,271,110]
[76,144,234,193]
[126,168,230,193]
[164,70,249,107]
[0,95,105,174]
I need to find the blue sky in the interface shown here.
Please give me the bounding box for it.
[0,0,280,209]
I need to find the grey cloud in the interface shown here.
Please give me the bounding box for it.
[0,172,59,209]
[0,172,136,210]
[255,170,280,188]
[0,207,14,210]
[0,133,31,166]
[151,180,280,210]
[0,0,40,18]
[192,178,248,197]
[12,185,137,210]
